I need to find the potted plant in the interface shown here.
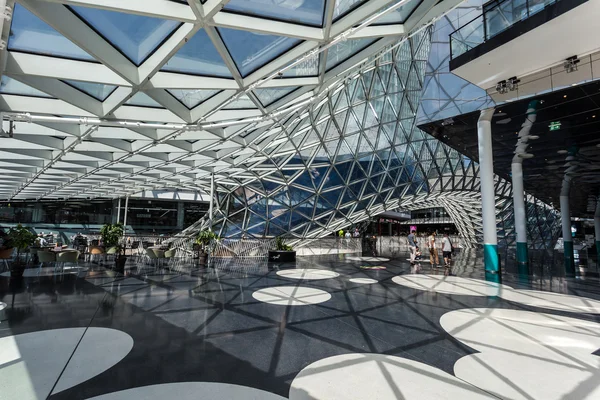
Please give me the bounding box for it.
[269,237,296,262]
[195,229,218,265]
[4,224,36,278]
[100,223,127,271]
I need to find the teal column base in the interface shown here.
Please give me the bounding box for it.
[564,241,575,277]
[484,244,499,273]
[516,242,529,280]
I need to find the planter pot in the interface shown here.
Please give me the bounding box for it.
[115,256,127,272]
[10,263,26,279]
[268,250,296,262]
[196,252,208,266]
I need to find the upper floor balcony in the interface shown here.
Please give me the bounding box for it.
[447,0,596,90]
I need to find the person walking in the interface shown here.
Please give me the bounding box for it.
[408,229,417,264]
[442,233,453,267]
[428,232,439,267]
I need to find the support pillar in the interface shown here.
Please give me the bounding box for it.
[560,193,574,276]
[595,200,600,266]
[208,173,214,230]
[123,195,130,234]
[477,108,499,273]
[511,100,538,274]
[512,162,528,270]
[116,198,121,224]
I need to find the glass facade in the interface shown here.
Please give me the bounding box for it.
[210,27,560,249]
[0,199,209,233]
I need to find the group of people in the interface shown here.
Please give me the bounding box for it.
[407,230,454,268]
[338,228,360,238]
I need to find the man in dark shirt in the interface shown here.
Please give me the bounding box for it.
[408,229,417,264]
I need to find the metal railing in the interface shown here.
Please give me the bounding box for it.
[450,0,560,59]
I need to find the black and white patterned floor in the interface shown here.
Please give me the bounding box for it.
[1,251,600,399]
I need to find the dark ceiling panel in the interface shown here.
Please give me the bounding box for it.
[419,80,600,217]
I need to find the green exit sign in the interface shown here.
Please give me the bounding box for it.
[549,121,561,131]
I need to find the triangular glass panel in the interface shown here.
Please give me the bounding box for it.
[224,0,326,27]
[168,89,220,109]
[372,0,420,25]
[63,80,116,101]
[372,74,386,97]
[326,167,345,188]
[335,91,349,111]
[254,87,298,107]
[69,5,180,66]
[218,27,301,77]
[326,38,377,71]
[162,29,232,77]
[362,69,374,94]
[288,186,314,205]
[310,166,329,189]
[9,4,96,61]
[125,92,163,108]
[0,76,53,98]
[223,94,255,109]
[333,0,367,21]
[283,55,320,77]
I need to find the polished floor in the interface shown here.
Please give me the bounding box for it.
[1,250,600,399]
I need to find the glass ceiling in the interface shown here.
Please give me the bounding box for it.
[0,76,53,98]
[9,4,96,61]
[125,92,163,108]
[333,0,367,21]
[255,86,298,107]
[218,27,301,77]
[0,0,444,202]
[161,29,232,78]
[168,89,220,109]
[223,0,327,27]
[63,79,117,101]
[326,38,378,71]
[68,5,181,66]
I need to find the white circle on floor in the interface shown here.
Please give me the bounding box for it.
[392,275,512,296]
[346,256,390,262]
[0,328,133,400]
[253,286,331,306]
[440,308,600,400]
[276,269,339,280]
[349,278,377,284]
[86,382,287,399]
[289,353,496,400]
[499,289,600,314]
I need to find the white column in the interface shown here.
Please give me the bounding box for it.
[560,179,574,275]
[477,108,499,272]
[123,195,130,232]
[595,200,600,264]
[116,197,121,223]
[208,173,214,229]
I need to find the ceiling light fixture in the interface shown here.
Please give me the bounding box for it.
[564,55,580,73]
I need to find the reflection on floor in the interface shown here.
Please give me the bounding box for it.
[1,250,600,399]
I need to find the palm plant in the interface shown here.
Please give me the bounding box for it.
[195,230,219,254]
[275,236,293,251]
[6,224,36,267]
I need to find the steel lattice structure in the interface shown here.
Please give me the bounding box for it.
[0,0,560,248]
[209,28,560,248]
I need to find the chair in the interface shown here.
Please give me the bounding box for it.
[0,247,13,272]
[154,249,166,268]
[145,248,158,268]
[37,251,56,273]
[88,246,104,263]
[106,246,119,264]
[164,249,176,268]
[56,250,80,273]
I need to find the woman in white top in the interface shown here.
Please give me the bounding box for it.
[441,233,452,267]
